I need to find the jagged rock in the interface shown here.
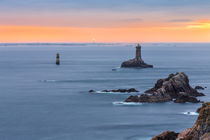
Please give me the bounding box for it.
[125,72,205,103]
[121,44,153,68]
[195,86,205,90]
[145,72,204,98]
[102,88,139,93]
[151,102,210,140]
[151,131,179,140]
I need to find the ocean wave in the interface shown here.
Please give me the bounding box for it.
[182,111,198,115]
[112,101,142,105]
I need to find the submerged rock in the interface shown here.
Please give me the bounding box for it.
[89,88,139,93]
[151,102,210,140]
[195,86,205,90]
[89,89,95,93]
[102,88,139,93]
[125,72,205,103]
[121,44,153,68]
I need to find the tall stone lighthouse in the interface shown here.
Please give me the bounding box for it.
[121,43,153,68]
[136,44,142,61]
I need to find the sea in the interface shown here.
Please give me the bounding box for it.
[0,43,209,140]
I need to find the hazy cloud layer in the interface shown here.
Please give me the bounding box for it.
[0,0,210,27]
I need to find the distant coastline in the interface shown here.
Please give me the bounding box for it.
[1,42,210,46]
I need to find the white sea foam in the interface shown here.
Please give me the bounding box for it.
[96,91,114,94]
[182,112,198,116]
[40,80,57,82]
[113,101,142,106]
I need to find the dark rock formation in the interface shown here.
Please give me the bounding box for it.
[174,93,200,103]
[102,88,139,93]
[125,72,205,103]
[151,102,210,140]
[121,59,153,68]
[195,86,205,90]
[121,44,153,68]
[151,131,179,140]
[125,93,172,103]
[145,72,204,98]
[89,89,95,93]
[89,88,139,93]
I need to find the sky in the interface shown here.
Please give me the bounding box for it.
[0,0,210,43]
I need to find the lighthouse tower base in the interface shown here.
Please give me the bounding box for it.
[121,58,153,68]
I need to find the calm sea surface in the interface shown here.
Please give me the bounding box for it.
[0,43,209,140]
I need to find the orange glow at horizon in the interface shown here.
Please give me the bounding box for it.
[0,21,210,43]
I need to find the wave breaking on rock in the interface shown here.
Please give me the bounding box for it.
[152,102,210,140]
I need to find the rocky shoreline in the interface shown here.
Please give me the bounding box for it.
[88,72,208,139]
[125,72,205,103]
[152,102,210,140]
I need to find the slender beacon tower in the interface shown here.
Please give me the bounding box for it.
[56,53,60,65]
[136,44,141,60]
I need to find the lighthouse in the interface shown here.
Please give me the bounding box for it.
[121,43,153,68]
[136,44,141,60]
[56,53,60,65]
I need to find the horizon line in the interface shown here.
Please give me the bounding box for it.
[1,42,210,44]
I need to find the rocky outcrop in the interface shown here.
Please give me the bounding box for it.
[151,102,210,140]
[145,72,204,98]
[89,88,139,93]
[125,72,205,103]
[121,58,153,68]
